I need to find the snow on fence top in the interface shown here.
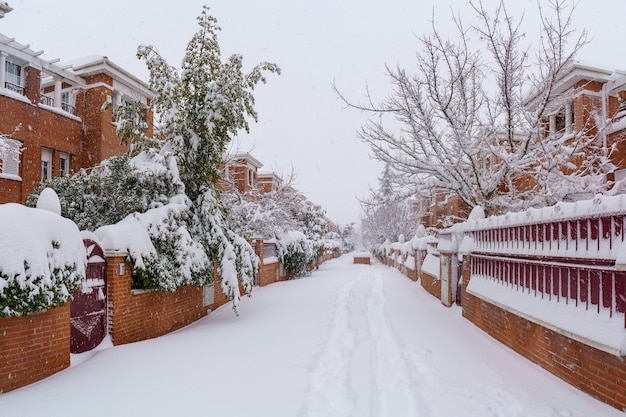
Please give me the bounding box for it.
[466,195,626,230]
[462,195,626,262]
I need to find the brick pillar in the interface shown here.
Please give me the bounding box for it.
[24,65,41,105]
[461,253,472,307]
[105,251,132,346]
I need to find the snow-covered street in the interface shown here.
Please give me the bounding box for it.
[0,255,621,417]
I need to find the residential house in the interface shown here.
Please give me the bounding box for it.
[0,8,153,204]
[420,62,626,229]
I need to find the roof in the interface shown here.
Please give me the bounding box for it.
[231,152,264,169]
[0,32,84,85]
[67,56,154,99]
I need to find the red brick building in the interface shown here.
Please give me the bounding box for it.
[415,62,626,229]
[0,14,154,204]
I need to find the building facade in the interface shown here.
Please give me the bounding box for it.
[0,17,153,205]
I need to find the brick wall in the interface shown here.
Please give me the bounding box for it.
[258,262,281,286]
[106,253,210,346]
[0,305,70,393]
[461,255,626,411]
[0,178,22,204]
[420,272,441,300]
[0,94,84,202]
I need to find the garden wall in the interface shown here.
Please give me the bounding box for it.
[106,253,210,346]
[376,196,626,411]
[462,265,626,410]
[0,305,70,393]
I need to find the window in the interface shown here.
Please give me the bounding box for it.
[5,60,22,86]
[247,168,254,186]
[59,152,70,176]
[41,148,52,180]
[0,137,22,178]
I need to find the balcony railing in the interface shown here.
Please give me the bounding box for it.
[4,81,25,96]
[39,95,77,116]
[61,102,76,116]
[40,95,54,106]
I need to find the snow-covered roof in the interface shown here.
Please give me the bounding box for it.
[524,61,622,107]
[551,61,615,96]
[230,152,264,169]
[67,56,154,99]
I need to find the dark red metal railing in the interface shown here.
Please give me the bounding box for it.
[466,201,626,327]
[471,254,626,318]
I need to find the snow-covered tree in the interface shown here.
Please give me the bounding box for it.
[132,6,278,310]
[27,7,277,313]
[337,0,613,216]
[360,164,417,246]
[341,222,357,252]
[138,6,280,201]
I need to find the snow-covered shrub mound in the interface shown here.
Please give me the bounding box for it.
[95,203,211,291]
[36,187,61,215]
[277,231,317,277]
[0,203,86,317]
[26,149,184,232]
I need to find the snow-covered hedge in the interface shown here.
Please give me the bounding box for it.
[95,203,211,290]
[26,148,258,313]
[0,203,86,317]
[277,231,318,277]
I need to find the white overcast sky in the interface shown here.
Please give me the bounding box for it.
[1,0,625,227]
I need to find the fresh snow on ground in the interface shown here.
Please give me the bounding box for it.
[0,256,622,417]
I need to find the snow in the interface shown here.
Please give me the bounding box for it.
[0,256,620,416]
[421,253,440,278]
[0,203,86,315]
[35,188,61,215]
[466,194,626,231]
[467,275,626,356]
[0,204,84,281]
[263,256,279,264]
[94,213,156,269]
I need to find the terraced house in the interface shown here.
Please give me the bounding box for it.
[0,4,154,204]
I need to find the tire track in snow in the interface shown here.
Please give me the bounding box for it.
[367,270,427,417]
[299,273,363,417]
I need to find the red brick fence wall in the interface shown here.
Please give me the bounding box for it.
[0,238,338,394]
[0,305,70,393]
[376,196,626,411]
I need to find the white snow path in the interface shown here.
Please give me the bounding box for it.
[366,269,426,417]
[0,256,622,417]
[299,270,362,417]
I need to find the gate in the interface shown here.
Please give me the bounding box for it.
[70,239,107,353]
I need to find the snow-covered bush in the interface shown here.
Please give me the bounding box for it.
[0,203,86,317]
[27,149,183,232]
[95,203,211,290]
[277,231,317,277]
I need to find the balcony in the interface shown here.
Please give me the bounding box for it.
[40,95,54,106]
[61,102,76,116]
[4,81,24,96]
[39,95,77,116]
